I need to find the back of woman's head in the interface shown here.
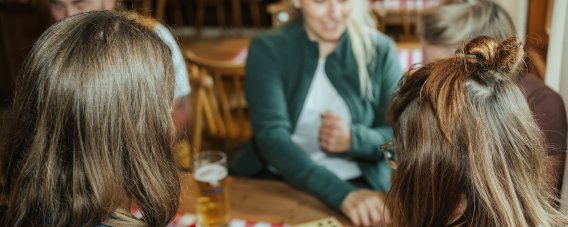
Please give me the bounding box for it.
[1,11,180,226]
[387,36,568,226]
[419,0,516,46]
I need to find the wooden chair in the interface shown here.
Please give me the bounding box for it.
[185,51,251,152]
[186,65,212,153]
[231,0,264,29]
[195,0,227,33]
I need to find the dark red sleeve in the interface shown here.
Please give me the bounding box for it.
[519,74,567,155]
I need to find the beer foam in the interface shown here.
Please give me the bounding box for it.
[195,164,228,186]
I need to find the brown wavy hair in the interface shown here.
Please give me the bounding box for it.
[1,11,180,226]
[387,36,568,226]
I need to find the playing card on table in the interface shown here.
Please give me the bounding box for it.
[292,217,343,227]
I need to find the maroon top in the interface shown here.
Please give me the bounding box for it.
[518,73,567,155]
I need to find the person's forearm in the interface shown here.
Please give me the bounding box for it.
[348,124,393,160]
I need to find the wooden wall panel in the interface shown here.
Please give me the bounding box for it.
[526,0,553,64]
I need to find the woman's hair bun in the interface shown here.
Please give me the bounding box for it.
[461,36,498,67]
[458,35,524,76]
[494,36,524,74]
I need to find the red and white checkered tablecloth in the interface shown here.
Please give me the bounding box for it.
[131,208,290,227]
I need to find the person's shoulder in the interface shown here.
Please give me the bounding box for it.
[519,73,564,105]
[250,21,302,50]
[153,22,169,34]
[368,29,396,50]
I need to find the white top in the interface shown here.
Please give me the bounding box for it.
[291,59,362,180]
[154,24,191,98]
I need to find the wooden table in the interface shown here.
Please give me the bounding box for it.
[192,38,250,65]
[179,174,351,225]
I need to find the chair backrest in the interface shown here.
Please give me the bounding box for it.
[185,50,251,152]
[186,64,212,154]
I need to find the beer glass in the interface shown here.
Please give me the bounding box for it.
[193,150,230,227]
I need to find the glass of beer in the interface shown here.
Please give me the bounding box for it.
[193,150,230,227]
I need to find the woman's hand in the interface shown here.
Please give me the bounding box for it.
[319,111,351,153]
[342,189,391,226]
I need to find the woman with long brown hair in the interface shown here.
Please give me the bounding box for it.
[0,11,180,226]
[386,36,568,226]
[418,0,567,192]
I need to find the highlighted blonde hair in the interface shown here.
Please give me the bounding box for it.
[346,0,377,98]
[387,36,568,226]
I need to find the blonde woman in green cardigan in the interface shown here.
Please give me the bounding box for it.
[230,0,402,225]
